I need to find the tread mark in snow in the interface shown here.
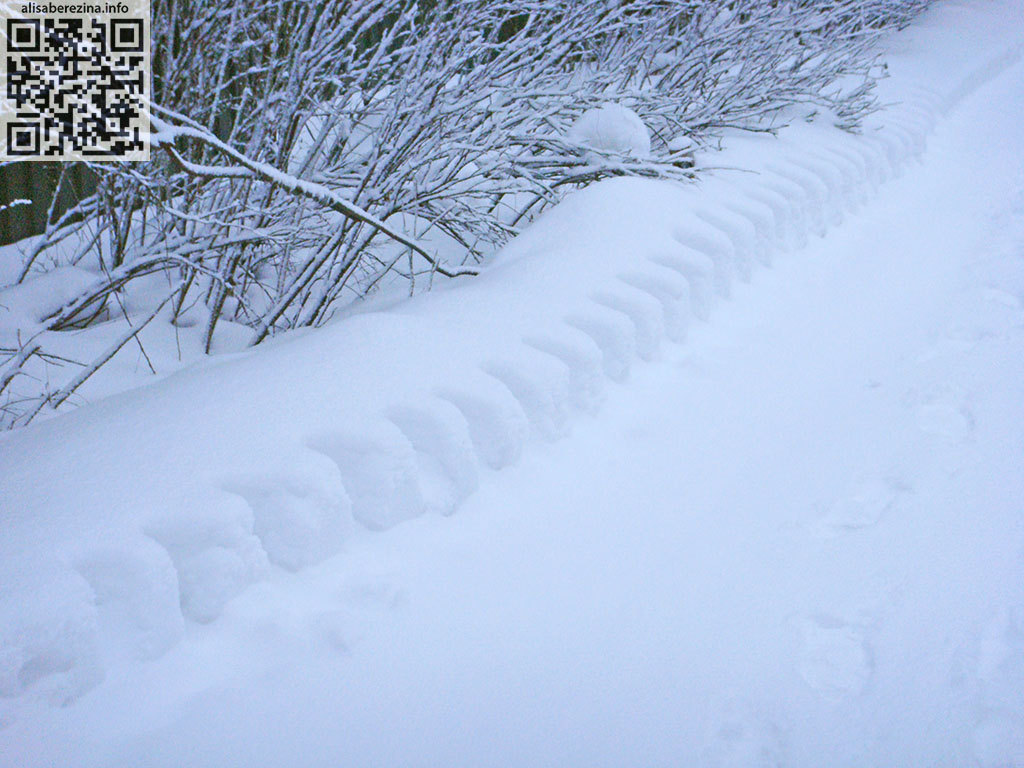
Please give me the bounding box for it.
[794,613,874,701]
[718,197,775,267]
[590,287,665,362]
[647,245,715,321]
[672,222,736,298]
[764,162,830,236]
[695,208,758,281]
[479,356,573,442]
[385,400,480,516]
[564,306,637,381]
[521,331,607,414]
[810,146,867,211]
[617,268,691,343]
[754,175,814,246]
[782,153,847,226]
[303,428,425,531]
[219,453,353,569]
[813,143,872,204]
[144,490,271,623]
[73,540,185,662]
[732,183,797,252]
[434,377,530,470]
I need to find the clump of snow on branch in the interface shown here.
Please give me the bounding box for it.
[567,105,652,159]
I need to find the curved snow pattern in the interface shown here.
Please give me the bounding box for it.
[1,4,1022,711]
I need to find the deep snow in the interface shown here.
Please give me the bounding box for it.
[2,1,1024,765]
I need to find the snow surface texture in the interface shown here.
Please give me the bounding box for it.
[2,1,1024,765]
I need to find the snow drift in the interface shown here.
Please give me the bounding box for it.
[0,0,1022,731]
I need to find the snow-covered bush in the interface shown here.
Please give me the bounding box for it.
[0,0,932,428]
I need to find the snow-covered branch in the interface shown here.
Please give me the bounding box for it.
[1,0,933,427]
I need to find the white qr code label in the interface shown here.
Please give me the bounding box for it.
[1,1,150,160]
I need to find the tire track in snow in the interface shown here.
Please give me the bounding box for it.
[1,12,1023,719]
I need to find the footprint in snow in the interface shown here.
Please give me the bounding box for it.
[813,476,909,538]
[916,326,993,362]
[703,698,786,768]
[914,389,975,442]
[973,714,1024,768]
[982,287,1024,311]
[975,609,1024,713]
[979,287,1024,338]
[962,608,1024,767]
[344,577,406,611]
[794,613,874,701]
[310,608,362,655]
[918,288,1024,363]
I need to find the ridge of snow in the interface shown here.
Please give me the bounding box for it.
[1,0,1022,720]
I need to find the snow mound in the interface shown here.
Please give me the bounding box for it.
[566,104,651,158]
[1,0,1023,723]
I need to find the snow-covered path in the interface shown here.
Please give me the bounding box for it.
[4,7,1024,768]
[6,25,1024,768]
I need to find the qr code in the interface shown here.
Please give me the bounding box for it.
[2,11,150,160]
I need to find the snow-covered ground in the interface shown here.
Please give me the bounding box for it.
[2,2,1024,765]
